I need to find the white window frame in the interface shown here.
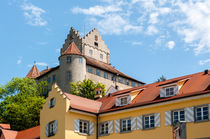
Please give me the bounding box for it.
[99,121,109,135]
[165,87,175,97]
[78,58,83,64]
[79,120,89,134]
[120,96,128,106]
[120,118,131,132]
[172,109,185,123]
[143,114,155,129]
[195,105,209,122]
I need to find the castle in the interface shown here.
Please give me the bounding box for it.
[26,27,145,92]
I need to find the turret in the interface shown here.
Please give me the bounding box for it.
[26,62,40,78]
[59,42,86,92]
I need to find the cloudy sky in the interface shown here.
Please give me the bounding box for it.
[0,0,209,85]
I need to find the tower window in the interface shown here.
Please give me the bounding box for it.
[94,42,98,46]
[67,56,72,63]
[100,54,103,60]
[78,58,83,64]
[67,71,71,81]
[95,35,98,41]
[89,49,93,55]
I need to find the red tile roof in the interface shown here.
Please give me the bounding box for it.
[26,65,40,78]
[0,129,17,139]
[62,42,81,56]
[0,124,10,130]
[16,126,40,139]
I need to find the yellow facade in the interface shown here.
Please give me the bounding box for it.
[40,84,210,139]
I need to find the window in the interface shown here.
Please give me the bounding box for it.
[46,120,57,137]
[94,42,98,46]
[120,118,131,132]
[131,81,135,87]
[88,66,93,73]
[166,87,175,97]
[138,83,142,87]
[52,75,56,82]
[96,69,101,76]
[99,122,108,135]
[125,80,129,85]
[78,58,83,64]
[48,77,51,83]
[79,120,89,134]
[111,75,116,81]
[195,106,209,121]
[143,115,155,129]
[95,35,98,41]
[49,98,55,108]
[89,49,93,55]
[118,77,122,83]
[100,54,103,59]
[172,110,185,123]
[67,71,71,81]
[67,56,72,63]
[59,59,61,65]
[120,96,128,106]
[104,72,108,79]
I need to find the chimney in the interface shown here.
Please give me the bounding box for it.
[94,88,103,100]
[204,69,208,75]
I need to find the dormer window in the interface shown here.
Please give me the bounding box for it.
[120,96,128,106]
[116,95,131,106]
[160,85,178,98]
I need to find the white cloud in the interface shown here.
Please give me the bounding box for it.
[149,12,159,24]
[199,59,210,65]
[17,56,22,64]
[146,25,158,35]
[22,3,47,26]
[166,41,175,50]
[131,41,142,46]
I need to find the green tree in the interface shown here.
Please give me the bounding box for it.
[0,77,47,131]
[156,75,167,82]
[69,79,106,100]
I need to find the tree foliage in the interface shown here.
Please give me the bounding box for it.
[69,79,106,100]
[0,77,48,131]
[156,75,167,82]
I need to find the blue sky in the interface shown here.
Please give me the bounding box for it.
[0,0,209,85]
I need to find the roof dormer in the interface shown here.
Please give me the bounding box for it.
[160,85,178,98]
[115,95,131,106]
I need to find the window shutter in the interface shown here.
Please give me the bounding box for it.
[209,104,210,120]
[115,98,121,106]
[127,95,132,104]
[45,123,49,137]
[74,119,79,132]
[185,107,194,122]
[155,113,160,127]
[89,122,94,135]
[108,121,113,134]
[160,88,166,98]
[52,98,55,106]
[53,120,58,134]
[165,111,171,126]
[115,120,120,133]
[174,85,179,95]
[131,117,137,130]
[137,116,143,130]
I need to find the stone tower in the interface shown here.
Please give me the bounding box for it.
[58,42,86,92]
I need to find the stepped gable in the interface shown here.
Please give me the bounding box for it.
[62,42,82,56]
[26,64,40,78]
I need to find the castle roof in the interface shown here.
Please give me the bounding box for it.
[62,42,82,56]
[26,64,40,79]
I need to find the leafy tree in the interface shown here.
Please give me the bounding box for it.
[69,79,106,100]
[0,77,47,131]
[156,75,167,82]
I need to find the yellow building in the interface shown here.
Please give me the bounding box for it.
[40,70,210,139]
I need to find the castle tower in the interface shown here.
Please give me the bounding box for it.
[26,63,40,78]
[58,42,86,92]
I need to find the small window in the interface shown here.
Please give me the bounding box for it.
[100,54,103,59]
[172,110,185,123]
[125,80,129,85]
[118,77,122,83]
[89,49,93,55]
[49,98,55,108]
[166,87,174,97]
[67,71,71,81]
[120,96,128,106]
[67,56,72,63]
[138,83,142,87]
[79,120,89,134]
[52,75,56,82]
[78,58,83,64]
[143,115,155,129]
[99,121,109,135]
[47,120,57,137]
[48,77,51,83]
[120,118,131,132]
[104,72,108,79]
[96,69,101,76]
[94,42,98,46]
[111,75,116,81]
[131,81,135,87]
[195,106,209,121]
[88,67,93,73]
[95,35,98,41]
